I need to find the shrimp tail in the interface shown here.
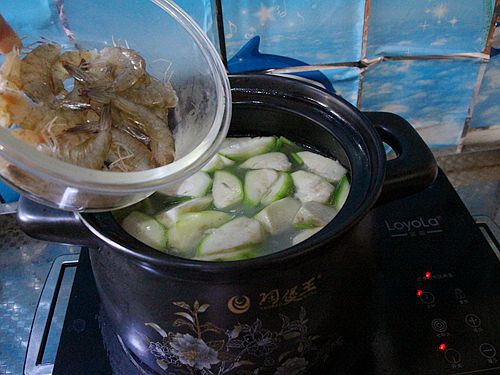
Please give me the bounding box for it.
[62,61,94,83]
[85,88,113,104]
[115,121,151,146]
[64,104,111,134]
[64,120,101,134]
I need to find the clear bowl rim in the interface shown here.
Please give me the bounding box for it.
[0,0,232,194]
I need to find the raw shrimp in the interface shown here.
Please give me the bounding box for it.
[53,104,112,169]
[0,88,94,131]
[61,61,95,85]
[116,119,151,146]
[51,49,98,96]
[75,46,145,93]
[0,41,178,172]
[106,128,154,171]
[101,46,145,92]
[107,94,175,166]
[121,72,177,108]
[52,99,92,111]
[7,44,95,101]
[0,88,56,129]
[20,43,61,102]
[63,61,175,111]
[0,49,22,89]
[10,128,47,150]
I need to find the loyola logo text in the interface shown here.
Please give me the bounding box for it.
[385,216,442,237]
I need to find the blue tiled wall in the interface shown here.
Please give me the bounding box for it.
[216,0,497,147]
[366,0,495,57]
[1,0,499,150]
[471,54,500,128]
[360,59,482,147]
[470,21,500,129]
[221,0,365,64]
[321,67,360,105]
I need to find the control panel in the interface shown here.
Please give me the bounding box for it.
[368,173,500,375]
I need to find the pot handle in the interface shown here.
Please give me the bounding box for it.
[362,112,438,202]
[16,197,100,247]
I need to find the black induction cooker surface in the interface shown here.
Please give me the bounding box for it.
[51,170,500,375]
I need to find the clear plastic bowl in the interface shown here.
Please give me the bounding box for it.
[0,0,231,211]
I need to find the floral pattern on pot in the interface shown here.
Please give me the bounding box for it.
[145,300,320,374]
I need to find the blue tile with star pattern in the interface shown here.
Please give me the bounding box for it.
[360,59,482,147]
[221,0,365,66]
[366,0,495,58]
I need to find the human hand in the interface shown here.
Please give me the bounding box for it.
[0,14,22,53]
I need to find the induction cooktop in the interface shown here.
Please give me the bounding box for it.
[24,170,500,375]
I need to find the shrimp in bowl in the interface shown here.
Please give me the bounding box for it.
[0,33,178,172]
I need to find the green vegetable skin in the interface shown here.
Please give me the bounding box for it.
[290,152,303,165]
[219,136,277,161]
[333,175,350,208]
[194,247,256,261]
[118,135,350,261]
[277,136,301,153]
[244,169,279,207]
[260,172,294,205]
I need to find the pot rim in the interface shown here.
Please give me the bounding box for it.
[79,74,386,274]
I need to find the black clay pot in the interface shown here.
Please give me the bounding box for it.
[18,75,437,374]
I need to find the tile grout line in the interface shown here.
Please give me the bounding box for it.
[268,53,490,75]
[458,59,490,152]
[459,1,499,152]
[360,0,371,63]
[358,0,371,108]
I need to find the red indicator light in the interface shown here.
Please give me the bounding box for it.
[438,343,447,351]
[425,271,431,279]
[416,289,423,296]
